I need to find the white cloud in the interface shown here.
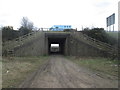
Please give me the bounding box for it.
[0,0,119,30]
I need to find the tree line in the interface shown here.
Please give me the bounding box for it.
[1,17,34,42]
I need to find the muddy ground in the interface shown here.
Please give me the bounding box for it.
[19,55,118,88]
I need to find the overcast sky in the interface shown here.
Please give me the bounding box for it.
[0,0,119,30]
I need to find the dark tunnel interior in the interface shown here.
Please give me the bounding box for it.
[48,38,66,55]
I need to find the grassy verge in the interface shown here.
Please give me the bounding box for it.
[2,56,49,88]
[66,56,119,78]
[107,31,118,40]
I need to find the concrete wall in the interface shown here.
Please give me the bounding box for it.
[13,32,110,57]
[65,33,109,57]
[45,35,48,55]
[14,32,46,56]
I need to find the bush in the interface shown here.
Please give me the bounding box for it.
[81,28,117,46]
[2,26,19,42]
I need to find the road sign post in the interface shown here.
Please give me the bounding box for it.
[106,13,115,31]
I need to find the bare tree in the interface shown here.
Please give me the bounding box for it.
[21,17,28,28]
[21,17,34,30]
[19,17,34,35]
[27,22,34,30]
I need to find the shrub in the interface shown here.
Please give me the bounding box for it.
[81,28,117,46]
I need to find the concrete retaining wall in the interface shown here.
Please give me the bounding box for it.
[66,34,109,57]
[12,32,110,57]
[14,32,46,56]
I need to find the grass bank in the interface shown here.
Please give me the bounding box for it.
[2,56,49,88]
[66,57,118,78]
[107,31,118,40]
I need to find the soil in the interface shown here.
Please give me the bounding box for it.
[19,55,118,88]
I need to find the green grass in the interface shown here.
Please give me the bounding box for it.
[2,56,49,88]
[107,31,118,40]
[66,57,118,77]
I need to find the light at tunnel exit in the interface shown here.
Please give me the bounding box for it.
[51,44,59,47]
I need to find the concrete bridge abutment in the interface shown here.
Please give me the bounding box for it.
[13,32,111,57]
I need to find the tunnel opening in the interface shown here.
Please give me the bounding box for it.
[48,38,66,55]
[50,44,60,54]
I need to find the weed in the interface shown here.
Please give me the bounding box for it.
[66,56,118,77]
[2,56,49,88]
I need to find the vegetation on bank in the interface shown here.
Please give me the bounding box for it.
[66,56,119,78]
[1,17,34,42]
[2,22,118,47]
[81,28,118,46]
[2,56,49,88]
[61,28,118,47]
[107,31,118,40]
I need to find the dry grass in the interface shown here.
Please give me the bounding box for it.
[2,56,49,88]
[66,56,119,78]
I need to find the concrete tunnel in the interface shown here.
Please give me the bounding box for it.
[45,33,70,55]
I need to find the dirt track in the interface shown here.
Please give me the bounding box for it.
[19,55,118,88]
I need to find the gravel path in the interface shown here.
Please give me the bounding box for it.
[19,55,118,88]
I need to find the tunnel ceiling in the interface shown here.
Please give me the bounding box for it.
[46,32,70,44]
[48,38,66,44]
